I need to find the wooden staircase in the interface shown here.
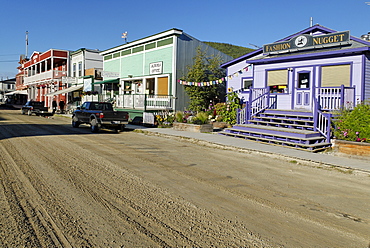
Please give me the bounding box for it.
[220,109,332,152]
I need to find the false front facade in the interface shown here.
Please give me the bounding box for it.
[220,25,370,151]
[99,28,232,120]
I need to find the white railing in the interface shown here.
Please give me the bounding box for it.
[317,86,355,110]
[317,87,341,110]
[250,88,270,117]
[237,107,248,124]
[316,111,329,136]
[24,70,67,85]
[343,87,355,109]
[147,95,173,109]
[115,94,173,110]
[237,88,270,124]
[313,95,331,143]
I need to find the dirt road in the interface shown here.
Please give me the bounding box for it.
[0,109,369,247]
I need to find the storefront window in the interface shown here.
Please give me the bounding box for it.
[123,81,132,94]
[321,64,350,87]
[267,69,288,94]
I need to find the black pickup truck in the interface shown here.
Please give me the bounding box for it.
[72,101,129,133]
[21,101,51,116]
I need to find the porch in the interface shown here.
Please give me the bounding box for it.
[221,85,356,152]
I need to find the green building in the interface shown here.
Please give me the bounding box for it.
[99,28,232,122]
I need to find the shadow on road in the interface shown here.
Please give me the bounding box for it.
[0,123,133,141]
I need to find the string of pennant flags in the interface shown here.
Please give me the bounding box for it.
[178,78,225,86]
[178,65,251,87]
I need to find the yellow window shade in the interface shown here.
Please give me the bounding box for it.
[321,64,350,87]
[157,77,168,95]
[267,70,288,86]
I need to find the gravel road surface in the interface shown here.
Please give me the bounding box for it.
[0,109,369,247]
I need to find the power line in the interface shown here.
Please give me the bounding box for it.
[0,54,20,56]
[0,60,18,62]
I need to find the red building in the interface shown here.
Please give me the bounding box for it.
[23,49,69,110]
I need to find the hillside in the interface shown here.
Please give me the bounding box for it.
[204,42,255,59]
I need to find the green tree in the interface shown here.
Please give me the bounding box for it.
[183,47,226,112]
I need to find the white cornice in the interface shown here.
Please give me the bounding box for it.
[100,28,183,56]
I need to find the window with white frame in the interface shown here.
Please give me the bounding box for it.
[73,63,76,77]
[242,78,253,91]
[78,62,82,77]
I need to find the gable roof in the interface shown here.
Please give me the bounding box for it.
[221,24,370,68]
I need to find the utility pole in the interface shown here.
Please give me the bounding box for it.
[25,31,29,59]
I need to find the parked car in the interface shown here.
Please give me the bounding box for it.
[21,101,51,116]
[72,101,129,133]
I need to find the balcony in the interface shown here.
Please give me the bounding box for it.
[24,70,68,85]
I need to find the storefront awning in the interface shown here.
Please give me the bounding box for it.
[44,85,83,97]
[5,90,28,96]
[93,78,119,84]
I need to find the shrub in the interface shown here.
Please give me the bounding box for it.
[333,102,370,143]
[192,111,209,125]
[213,92,240,125]
[175,111,184,123]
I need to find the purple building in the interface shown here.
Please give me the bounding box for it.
[220,24,370,151]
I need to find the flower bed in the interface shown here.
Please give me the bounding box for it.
[172,122,213,133]
[332,139,370,159]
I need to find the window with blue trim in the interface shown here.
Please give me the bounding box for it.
[242,78,253,91]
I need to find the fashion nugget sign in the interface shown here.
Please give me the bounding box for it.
[263,31,350,54]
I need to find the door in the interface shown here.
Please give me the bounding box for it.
[295,71,312,110]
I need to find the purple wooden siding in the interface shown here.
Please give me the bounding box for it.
[365,55,370,101]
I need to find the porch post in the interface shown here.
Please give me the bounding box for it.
[144,94,147,112]
[325,112,332,143]
[340,84,345,108]
[266,87,270,108]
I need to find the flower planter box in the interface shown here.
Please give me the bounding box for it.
[212,122,231,129]
[332,140,370,159]
[172,122,213,133]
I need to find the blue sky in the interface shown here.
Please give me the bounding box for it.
[1,0,369,79]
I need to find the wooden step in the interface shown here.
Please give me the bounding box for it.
[220,130,331,152]
[248,120,314,130]
[232,124,321,139]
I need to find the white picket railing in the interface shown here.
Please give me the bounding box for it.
[317,86,355,110]
[115,94,173,110]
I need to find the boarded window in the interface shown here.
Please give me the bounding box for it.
[157,77,168,95]
[321,64,351,87]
